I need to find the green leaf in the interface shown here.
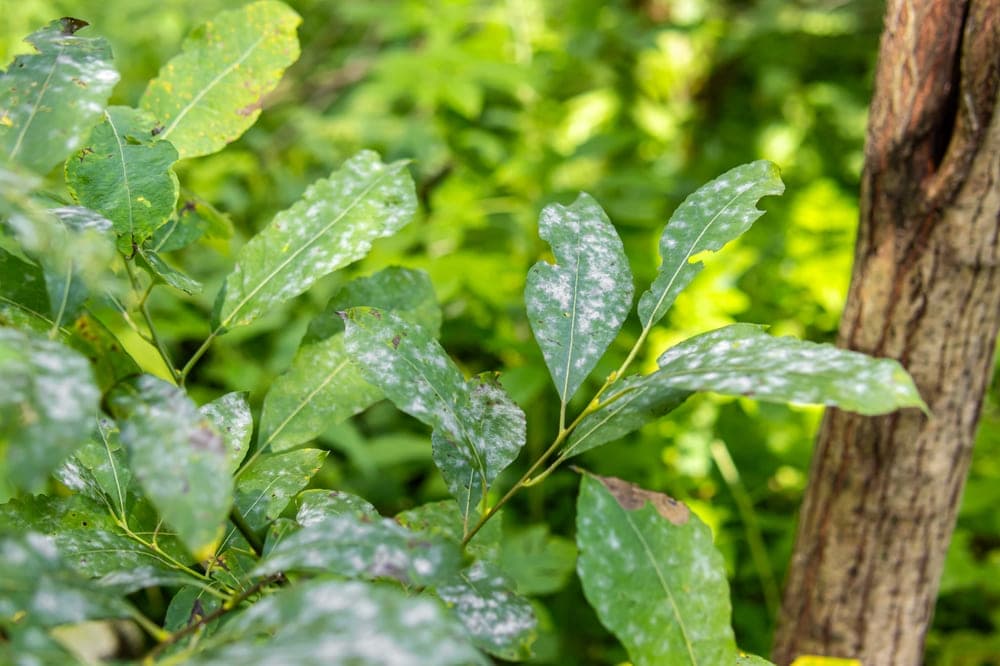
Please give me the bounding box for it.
[576,472,737,665]
[0,18,119,174]
[187,580,487,665]
[395,500,502,563]
[260,267,440,453]
[139,1,301,160]
[436,561,537,660]
[109,375,232,560]
[214,151,416,331]
[233,448,326,531]
[137,247,202,294]
[55,418,131,518]
[295,488,379,524]
[653,324,926,414]
[562,375,690,459]
[0,246,51,331]
[638,161,784,329]
[148,194,232,252]
[0,328,99,492]
[431,372,526,529]
[525,193,633,403]
[345,309,526,527]
[65,107,179,250]
[255,513,462,587]
[42,207,116,326]
[200,392,252,474]
[737,655,776,665]
[164,585,222,633]
[0,493,199,593]
[0,532,129,628]
[1,624,77,665]
[498,525,577,596]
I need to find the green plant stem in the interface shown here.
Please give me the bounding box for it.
[142,573,283,664]
[229,505,264,556]
[130,606,171,642]
[710,439,780,619]
[178,330,218,387]
[125,260,180,381]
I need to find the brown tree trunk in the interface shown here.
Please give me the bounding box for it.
[772,2,1000,665]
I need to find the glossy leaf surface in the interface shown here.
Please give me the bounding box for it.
[638,161,784,329]
[525,193,633,402]
[139,1,301,159]
[576,472,737,666]
[215,151,416,330]
[0,18,118,173]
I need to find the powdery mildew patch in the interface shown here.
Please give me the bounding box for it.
[638,161,784,330]
[525,192,633,403]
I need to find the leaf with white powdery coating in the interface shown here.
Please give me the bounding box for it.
[260,267,438,452]
[214,151,416,331]
[65,107,178,251]
[526,193,633,403]
[576,472,737,666]
[186,580,488,665]
[200,391,252,474]
[0,328,99,492]
[55,417,132,517]
[139,0,301,160]
[638,161,784,329]
[233,448,327,531]
[109,375,232,560]
[653,324,926,415]
[436,560,537,660]
[255,513,462,587]
[0,18,119,174]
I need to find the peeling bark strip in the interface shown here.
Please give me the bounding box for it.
[773,2,1000,665]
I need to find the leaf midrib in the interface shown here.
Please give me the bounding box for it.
[8,39,65,162]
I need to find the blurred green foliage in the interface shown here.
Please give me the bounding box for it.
[3,0,997,662]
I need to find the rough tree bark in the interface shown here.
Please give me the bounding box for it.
[772,1,999,664]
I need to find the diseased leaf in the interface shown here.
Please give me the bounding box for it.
[1,624,77,665]
[576,472,736,666]
[525,193,633,403]
[345,309,526,528]
[214,151,416,331]
[0,18,119,174]
[0,246,51,331]
[0,493,200,594]
[139,1,301,159]
[186,580,487,665]
[137,247,202,294]
[562,375,690,459]
[109,375,232,560]
[260,267,439,453]
[0,328,99,492]
[164,585,222,633]
[0,532,129,628]
[255,513,462,587]
[55,417,131,518]
[65,107,179,251]
[233,448,326,531]
[42,207,116,327]
[200,392,252,474]
[436,561,537,660]
[638,161,784,329]
[395,500,502,562]
[498,525,577,596]
[653,324,926,414]
[431,373,526,529]
[296,488,379,525]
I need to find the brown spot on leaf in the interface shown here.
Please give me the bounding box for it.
[236,99,263,117]
[59,17,89,35]
[586,470,690,525]
[391,334,401,349]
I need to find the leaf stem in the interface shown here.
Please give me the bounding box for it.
[125,260,180,381]
[178,329,218,387]
[142,573,283,664]
[129,606,171,643]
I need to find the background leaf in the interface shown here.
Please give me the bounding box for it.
[109,375,232,559]
[65,106,179,251]
[576,472,737,666]
[525,193,633,403]
[187,580,487,665]
[638,161,784,329]
[259,267,439,453]
[0,328,99,492]
[214,151,416,330]
[139,0,301,159]
[232,448,326,531]
[498,525,577,596]
[654,324,926,414]
[0,18,118,173]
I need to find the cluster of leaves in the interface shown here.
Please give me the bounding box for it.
[2,3,928,664]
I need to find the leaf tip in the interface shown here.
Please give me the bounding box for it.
[581,469,690,525]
